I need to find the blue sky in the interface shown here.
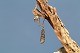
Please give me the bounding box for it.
[0,0,80,53]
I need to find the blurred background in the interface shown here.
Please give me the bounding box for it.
[0,0,80,53]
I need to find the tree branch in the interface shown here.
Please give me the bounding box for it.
[32,0,80,53]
